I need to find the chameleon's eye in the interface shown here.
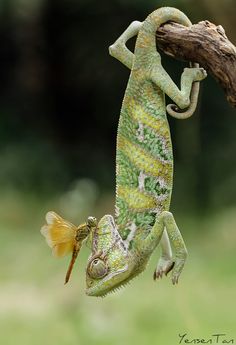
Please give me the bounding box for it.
[88,258,108,279]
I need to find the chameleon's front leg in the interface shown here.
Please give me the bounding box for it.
[143,211,188,284]
[109,20,142,69]
[155,229,174,279]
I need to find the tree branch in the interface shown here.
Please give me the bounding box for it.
[156,20,236,107]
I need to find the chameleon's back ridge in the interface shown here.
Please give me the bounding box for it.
[41,7,207,297]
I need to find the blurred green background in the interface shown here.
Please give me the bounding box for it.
[0,0,236,344]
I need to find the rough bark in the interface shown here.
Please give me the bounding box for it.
[156,20,236,107]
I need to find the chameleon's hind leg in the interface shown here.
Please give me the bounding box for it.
[143,211,187,284]
[109,21,142,69]
[151,64,207,118]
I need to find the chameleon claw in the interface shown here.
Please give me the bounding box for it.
[154,257,175,281]
[165,261,175,276]
[171,275,179,285]
[153,268,165,280]
[153,270,162,280]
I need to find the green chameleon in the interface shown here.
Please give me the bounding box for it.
[41,7,207,297]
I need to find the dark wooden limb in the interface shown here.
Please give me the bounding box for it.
[156,21,236,107]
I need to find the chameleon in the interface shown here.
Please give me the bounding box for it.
[41,7,207,297]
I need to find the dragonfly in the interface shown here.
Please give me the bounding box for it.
[41,211,97,284]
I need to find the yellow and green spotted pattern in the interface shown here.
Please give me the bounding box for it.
[118,135,172,179]
[117,185,156,210]
[116,90,173,239]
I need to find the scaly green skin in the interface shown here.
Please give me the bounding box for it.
[85,7,207,297]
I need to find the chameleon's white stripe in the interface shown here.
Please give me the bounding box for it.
[124,222,137,246]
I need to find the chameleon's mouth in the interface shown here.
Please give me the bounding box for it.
[85,265,129,297]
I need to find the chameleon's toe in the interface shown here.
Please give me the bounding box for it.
[165,261,175,275]
[153,258,175,281]
[195,67,207,81]
[171,256,187,285]
[171,274,179,285]
[199,67,207,79]
[153,269,163,280]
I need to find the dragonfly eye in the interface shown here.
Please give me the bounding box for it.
[87,216,97,228]
[87,258,108,279]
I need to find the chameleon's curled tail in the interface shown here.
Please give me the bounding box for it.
[137,7,200,119]
[139,7,192,39]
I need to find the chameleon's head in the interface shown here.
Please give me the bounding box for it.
[85,215,133,297]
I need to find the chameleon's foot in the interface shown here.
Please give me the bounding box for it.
[150,212,188,284]
[153,257,175,280]
[184,67,207,82]
[171,256,187,285]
